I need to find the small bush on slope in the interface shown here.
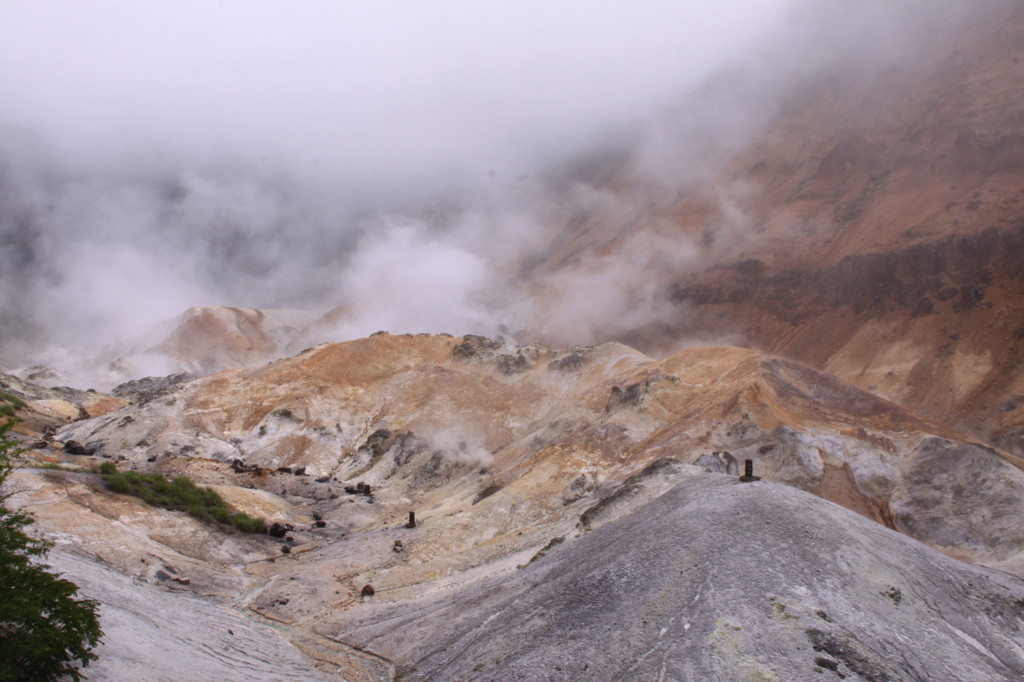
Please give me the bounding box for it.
[97,463,265,534]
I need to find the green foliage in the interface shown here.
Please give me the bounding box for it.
[0,420,103,681]
[0,391,26,419]
[98,467,264,533]
[95,462,118,476]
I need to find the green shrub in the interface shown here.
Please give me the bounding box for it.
[0,392,27,419]
[106,473,131,493]
[231,513,265,533]
[96,462,118,476]
[99,467,264,533]
[0,420,102,680]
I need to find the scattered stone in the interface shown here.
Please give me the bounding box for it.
[605,383,644,412]
[549,351,587,372]
[111,373,194,403]
[960,284,984,307]
[497,353,531,375]
[64,440,87,456]
[361,584,375,597]
[313,521,326,528]
[280,545,291,554]
[393,540,403,553]
[696,451,736,475]
[345,482,373,496]
[882,585,903,605]
[452,334,501,358]
[267,523,288,538]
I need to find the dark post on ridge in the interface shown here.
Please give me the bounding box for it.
[739,459,761,483]
[406,511,416,528]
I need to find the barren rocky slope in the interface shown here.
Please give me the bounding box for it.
[339,476,1024,681]
[7,333,1024,679]
[523,0,1024,455]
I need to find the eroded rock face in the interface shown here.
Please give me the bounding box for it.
[333,477,1024,682]
[329,473,1024,679]
[44,549,333,682]
[50,335,1024,565]
[11,334,1024,680]
[891,438,1024,560]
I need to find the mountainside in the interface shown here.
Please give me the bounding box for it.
[87,1,1024,460]
[525,0,1024,456]
[7,333,1024,679]
[338,476,1024,681]
[7,4,1024,679]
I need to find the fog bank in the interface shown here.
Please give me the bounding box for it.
[0,0,995,379]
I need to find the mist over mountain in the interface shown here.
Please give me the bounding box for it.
[0,0,990,370]
[6,2,1024,680]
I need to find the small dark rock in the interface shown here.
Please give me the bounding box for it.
[606,383,644,412]
[285,535,294,543]
[814,656,839,671]
[550,352,587,372]
[960,284,984,308]
[452,334,501,359]
[147,455,157,462]
[64,440,88,456]
[267,523,288,538]
[293,466,306,476]
[313,521,326,528]
[361,584,375,597]
[280,545,291,554]
[312,511,322,521]
[497,353,531,375]
[155,570,171,582]
[911,296,935,316]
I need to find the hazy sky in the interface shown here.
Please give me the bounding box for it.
[0,1,791,184]
[0,0,985,377]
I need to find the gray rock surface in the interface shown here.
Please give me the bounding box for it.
[891,437,1024,560]
[332,475,1024,681]
[46,547,330,682]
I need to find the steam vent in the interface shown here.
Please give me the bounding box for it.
[6,1,1024,680]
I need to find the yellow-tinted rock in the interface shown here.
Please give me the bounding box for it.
[81,395,128,418]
